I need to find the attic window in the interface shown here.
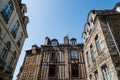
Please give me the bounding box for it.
[52,41,57,46]
[116,6,120,12]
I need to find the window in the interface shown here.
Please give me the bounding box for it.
[17,32,23,47]
[1,1,13,20]
[71,40,76,46]
[89,74,92,80]
[52,41,57,46]
[70,38,77,46]
[32,56,36,63]
[90,45,95,62]
[22,69,27,78]
[101,65,110,80]
[0,41,11,65]
[7,56,14,72]
[26,57,30,63]
[11,21,19,38]
[49,65,56,77]
[95,35,102,54]
[116,7,120,12]
[86,52,90,66]
[95,70,99,80]
[71,50,78,59]
[71,64,78,77]
[50,52,56,60]
[29,69,34,77]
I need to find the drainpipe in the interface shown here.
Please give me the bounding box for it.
[106,18,120,55]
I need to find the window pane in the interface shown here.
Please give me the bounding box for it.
[102,65,110,80]
[11,21,19,38]
[95,70,99,80]
[52,41,57,46]
[17,32,23,47]
[95,35,102,54]
[96,39,102,54]
[71,50,78,59]
[2,1,13,20]
[91,48,95,61]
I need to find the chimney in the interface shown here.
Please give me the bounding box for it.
[45,37,50,45]
[64,36,69,44]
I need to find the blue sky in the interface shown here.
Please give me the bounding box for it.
[13,0,120,80]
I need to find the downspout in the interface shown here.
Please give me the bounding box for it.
[106,18,120,55]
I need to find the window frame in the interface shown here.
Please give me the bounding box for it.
[101,64,110,80]
[7,56,14,72]
[94,70,99,80]
[50,52,56,60]
[17,32,23,47]
[95,35,102,54]
[0,42,11,62]
[90,45,95,62]
[86,52,90,66]
[71,50,78,59]
[89,74,92,80]
[1,0,14,21]
[11,21,19,39]
[51,41,57,46]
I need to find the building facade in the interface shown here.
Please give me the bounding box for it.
[82,2,120,80]
[17,45,41,80]
[0,0,29,80]
[17,36,86,80]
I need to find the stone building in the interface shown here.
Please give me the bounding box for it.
[82,2,120,80]
[17,36,86,80]
[0,0,29,80]
[17,45,41,80]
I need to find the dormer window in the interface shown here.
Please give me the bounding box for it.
[32,46,36,50]
[116,6,120,12]
[70,38,76,46]
[71,41,76,46]
[52,41,57,46]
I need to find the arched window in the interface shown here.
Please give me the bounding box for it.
[0,41,11,64]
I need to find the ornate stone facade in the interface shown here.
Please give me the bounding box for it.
[17,45,41,80]
[0,0,29,80]
[17,37,86,80]
[82,2,120,80]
